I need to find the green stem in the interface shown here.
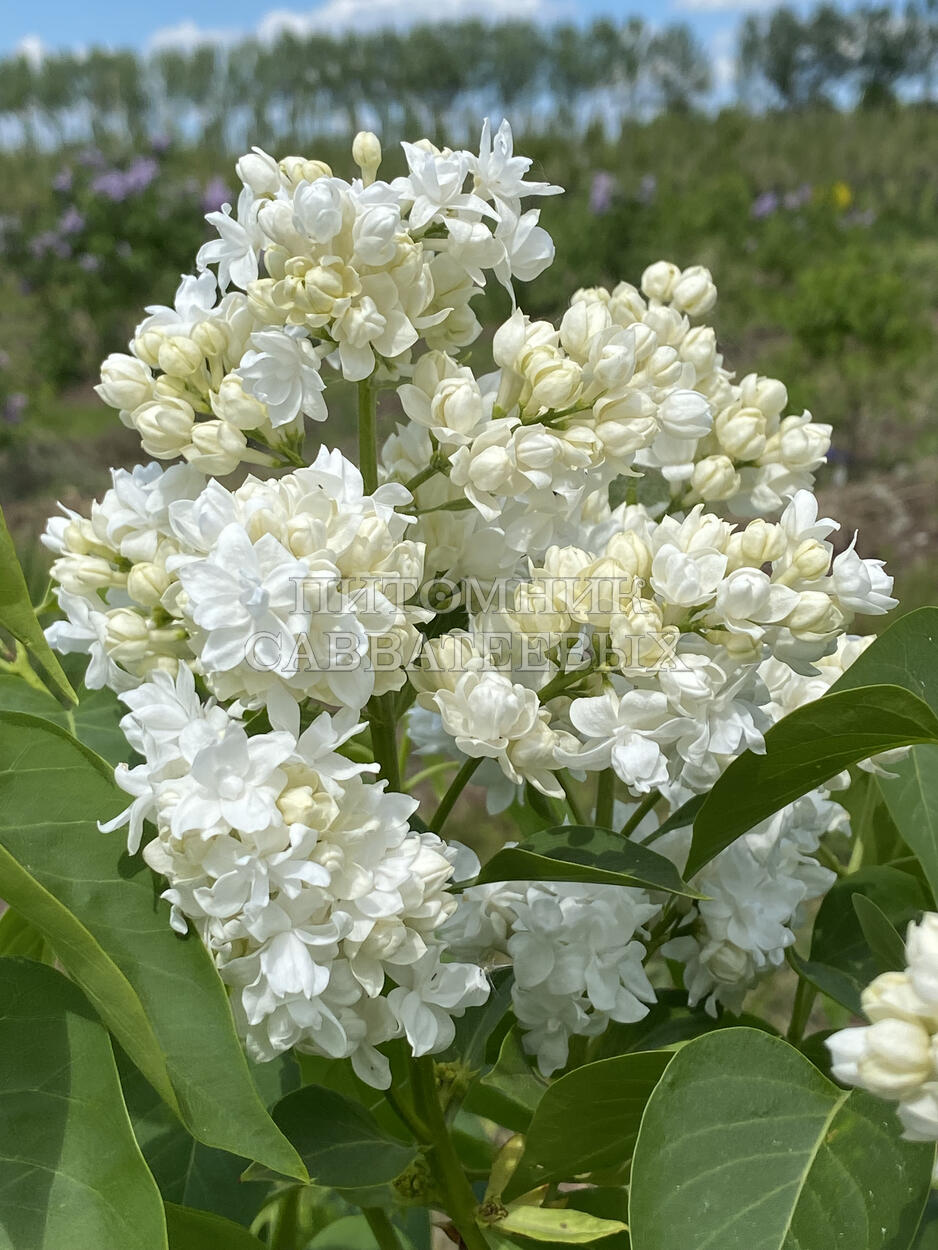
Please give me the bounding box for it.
[411,1056,490,1250]
[620,789,662,840]
[787,975,817,1045]
[558,771,586,824]
[363,1207,406,1250]
[358,379,379,495]
[404,458,448,493]
[368,694,401,791]
[268,1186,302,1250]
[595,769,615,829]
[406,759,461,791]
[430,755,482,832]
[537,664,592,704]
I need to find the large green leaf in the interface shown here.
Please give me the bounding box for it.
[0,956,167,1250]
[474,825,701,897]
[0,905,53,962]
[629,1027,933,1250]
[0,670,130,764]
[120,1050,298,1225]
[0,505,76,705]
[164,1203,265,1249]
[804,866,927,1009]
[503,1052,671,1202]
[830,608,938,710]
[268,1085,418,1189]
[688,684,938,875]
[463,1026,548,1133]
[0,712,305,1180]
[878,746,938,905]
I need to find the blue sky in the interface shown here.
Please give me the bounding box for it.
[1,0,798,71]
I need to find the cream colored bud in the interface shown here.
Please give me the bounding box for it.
[279,156,332,189]
[608,281,646,323]
[863,972,938,1028]
[411,633,482,697]
[236,147,281,196]
[182,420,247,476]
[52,554,124,596]
[525,351,582,413]
[788,539,832,582]
[727,519,785,569]
[605,531,652,581]
[739,372,787,421]
[158,335,203,378]
[715,406,767,461]
[670,265,717,318]
[681,325,719,376]
[691,455,741,502]
[95,353,154,411]
[211,375,268,430]
[133,398,196,458]
[641,261,681,303]
[352,131,382,185]
[785,591,843,638]
[105,608,150,665]
[858,1018,933,1099]
[127,561,172,609]
[133,329,166,368]
[191,320,229,358]
[277,785,317,826]
[559,300,611,361]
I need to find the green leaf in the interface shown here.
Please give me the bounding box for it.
[787,949,864,1016]
[0,712,305,1180]
[0,904,53,961]
[0,956,167,1250]
[689,684,938,875]
[495,1205,628,1244]
[0,670,131,764]
[829,607,938,710]
[807,866,927,1007]
[307,1215,419,1249]
[475,825,701,898]
[0,504,76,705]
[164,1203,265,1249]
[464,1026,548,1133]
[119,1050,297,1225]
[853,893,907,973]
[591,991,777,1060]
[878,746,938,906]
[503,1052,671,1202]
[267,1085,417,1188]
[629,1027,933,1250]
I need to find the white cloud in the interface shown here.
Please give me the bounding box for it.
[674,0,774,12]
[14,33,46,66]
[150,0,562,52]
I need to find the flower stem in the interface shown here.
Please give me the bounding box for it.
[363,1207,406,1250]
[595,769,616,828]
[411,1056,490,1250]
[430,755,481,832]
[558,771,586,824]
[368,693,401,791]
[358,378,379,495]
[787,974,817,1045]
[619,789,662,839]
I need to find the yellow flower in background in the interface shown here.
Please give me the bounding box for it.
[831,180,853,210]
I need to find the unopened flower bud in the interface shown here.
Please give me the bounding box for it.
[641,261,681,303]
[788,539,832,582]
[670,265,717,318]
[133,398,196,458]
[211,375,268,430]
[727,519,785,569]
[279,156,332,189]
[858,1018,932,1099]
[191,320,229,358]
[691,455,740,502]
[785,590,842,638]
[352,131,382,186]
[127,561,172,609]
[182,419,247,475]
[95,354,154,411]
[236,147,281,196]
[278,785,317,826]
[863,972,938,1027]
[559,300,611,361]
[158,335,204,378]
[739,372,787,420]
[105,608,150,666]
[133,329,165,368]
[526,352,582,413]
[715,406,767,460]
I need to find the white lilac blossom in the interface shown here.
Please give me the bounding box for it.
[103,669,487,1086]
[827,916,938,1163]
[45,122,900,1079]
[443,877,659,1075]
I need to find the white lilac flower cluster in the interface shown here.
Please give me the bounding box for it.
[443,877,658,1075]
[94,121,558,475]
[828,916,938,1160]
[43,122,898,1081]
[101,665,487,1084]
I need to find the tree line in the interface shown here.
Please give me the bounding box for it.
[0,2,936,151]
